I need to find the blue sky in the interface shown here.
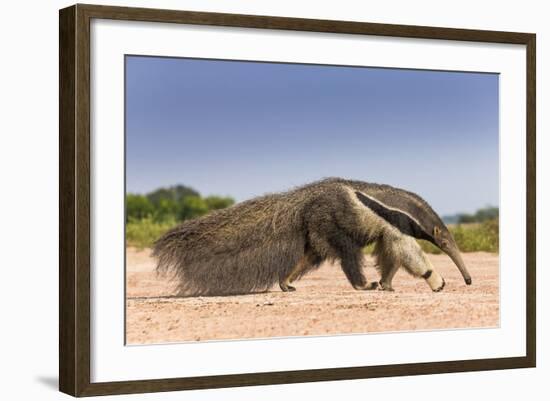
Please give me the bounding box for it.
[125,56,499,216]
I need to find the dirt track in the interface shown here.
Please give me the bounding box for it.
[126,248,499,344]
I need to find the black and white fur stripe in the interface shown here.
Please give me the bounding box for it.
[354,191,434,244]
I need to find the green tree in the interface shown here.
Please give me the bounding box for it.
[204,195,235,211]
[154,198,179,223]
[457,213,476,224]
[126,194,154,222]
[146,185,199,207]
[474,206,499,222]
[178,196,209,220]
[457,206,499,224]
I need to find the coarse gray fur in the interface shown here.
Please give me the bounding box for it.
[153,178,471,296]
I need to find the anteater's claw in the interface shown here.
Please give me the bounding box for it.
[433,278,446,292]
[354,282,378,291]
[378,281,395,291]
[280,284,296,292]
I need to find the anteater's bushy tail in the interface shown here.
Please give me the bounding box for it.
[152,196,305,296]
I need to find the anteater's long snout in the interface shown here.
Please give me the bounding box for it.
[445,245,472,285]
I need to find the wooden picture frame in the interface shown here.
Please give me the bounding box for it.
[59,3,536,397]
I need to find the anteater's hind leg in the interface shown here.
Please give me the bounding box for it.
[279,257,307,292]
[279,251,323,292]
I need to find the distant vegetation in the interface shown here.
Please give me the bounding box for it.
[126,184,234,248]
[443,206,499,225]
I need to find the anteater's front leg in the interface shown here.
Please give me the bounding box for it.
[373,235,401,291]
[399,236,446,292]
[329,234,378,291]
[379,264,399,291]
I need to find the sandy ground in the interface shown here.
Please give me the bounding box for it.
[126,248,499,344]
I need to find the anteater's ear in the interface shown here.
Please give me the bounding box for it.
[433,226,442,240]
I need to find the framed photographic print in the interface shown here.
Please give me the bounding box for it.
[59,4,536,397]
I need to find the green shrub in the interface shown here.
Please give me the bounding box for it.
[457,206,499,224]
[153,198,179,223]
[451,218,499,253]
[126,184,236,248]
[204,195,235,211]
[146,185,199,207]
[126,194,154,222]
[178,196,209,220]
[126,217,177,249]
